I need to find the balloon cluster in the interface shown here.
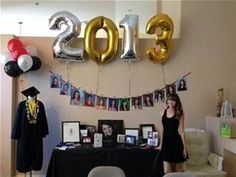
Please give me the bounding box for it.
[0,38,42,77]
[49,11,174,65]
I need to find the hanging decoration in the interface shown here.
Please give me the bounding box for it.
[49,71,191,112]
[119,14,140,62]
[49,11,85,62]
[0,37,42,77]
[84,16,119,64]
[49,11,174,64]
[145,14,174,64]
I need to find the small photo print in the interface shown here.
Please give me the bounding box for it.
[119,98,130,111]
[177,78,187,91]
[154,89,165,103]
[117,134,126,144]
[60,81,72,96]
[166,84,176,96]
[131,96,142,110]
[108,98,119,111]
[143,93,154,107]
[84,92,95,107]
[70,88,85,106]
[96,96,107,110]
[50,74,61,88]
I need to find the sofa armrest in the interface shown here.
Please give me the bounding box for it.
[208,152,224,171]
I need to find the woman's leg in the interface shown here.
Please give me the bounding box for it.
[163,161,172,174]
[175,162,184,172]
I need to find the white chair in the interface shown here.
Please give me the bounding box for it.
[87,166,126,177]
[185,130,226,177]
[163,172,194,177]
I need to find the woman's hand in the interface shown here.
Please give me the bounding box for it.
[183,149,188,159]
[154,145,161,151]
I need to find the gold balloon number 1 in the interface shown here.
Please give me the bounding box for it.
[146,14,174,64]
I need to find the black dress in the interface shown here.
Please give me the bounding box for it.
[161,109,185,163]
[11,100,49,172]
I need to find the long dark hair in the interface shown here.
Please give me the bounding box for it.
[166,93,183,120]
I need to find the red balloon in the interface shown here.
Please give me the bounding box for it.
[11,47,28,61]
[8,38,24,52]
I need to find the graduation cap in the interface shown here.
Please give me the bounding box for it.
[21,86,40,97]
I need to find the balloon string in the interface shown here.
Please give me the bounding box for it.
[20,75,24,101]
[66,62,70,81]
[161,64,166,86]
[96,64,102,94]
[128,62,132,96]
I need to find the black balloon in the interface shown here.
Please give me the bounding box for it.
[30,56,42,71]
[4,61,23,77]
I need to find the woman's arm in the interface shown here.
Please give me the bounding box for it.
[179,113,188,158]
[156,110,164,150]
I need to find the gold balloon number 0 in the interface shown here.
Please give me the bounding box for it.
[146,14,174,64]
[84,16,119,64]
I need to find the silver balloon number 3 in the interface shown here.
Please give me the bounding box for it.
[49,11,85,62]
[119,15,140,62]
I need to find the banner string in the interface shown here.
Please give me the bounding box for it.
[49,69,191,97]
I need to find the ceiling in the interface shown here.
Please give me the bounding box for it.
[0,1,181,38]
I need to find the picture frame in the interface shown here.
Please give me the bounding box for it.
[80,129,88,137]
[125,135,136,146]
[139,124,155,139]
[125,128,139,141]
[117,134,126,144]
[82,137,92,144]
[80,125,96,137]
[62,121,80,143]
[98,120,124,145]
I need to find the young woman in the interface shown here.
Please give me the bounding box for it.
[158,93,188,174]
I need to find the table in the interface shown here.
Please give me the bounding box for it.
[46,146,163,177]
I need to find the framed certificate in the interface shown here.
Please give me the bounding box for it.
[62,121,80,143]
[139,124,155,139]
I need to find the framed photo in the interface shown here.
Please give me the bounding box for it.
[82,137,92,144]
[117,134,126,144]
[98,120,124,145]
[80,125,96,137]
[125,135,136,146]
[62,121,80,143]
[80,129,88,137]
[147,132,159,147]
[139,124,155,139]
[125,128,139,141]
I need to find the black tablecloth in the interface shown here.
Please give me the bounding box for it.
[46,146,163,177]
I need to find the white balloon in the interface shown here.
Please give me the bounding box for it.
[0,51,13,65]
[17,55,33,72]
[25,45,38,56]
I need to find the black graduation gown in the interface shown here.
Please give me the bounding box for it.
[11,100,49,173]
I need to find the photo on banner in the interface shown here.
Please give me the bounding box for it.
[154,89,165,103]
[143,93,154,107]
[177,78,188,91]
[84,92,95,107]
[119,98,130,111]
[50,73,61,88]
[96,96,107,110]
[70,87,85,106]
[108,98,119,111]
[131,96,142,110]
[60,80,71,96]
[166,83,176,96]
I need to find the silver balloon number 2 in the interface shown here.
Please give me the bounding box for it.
[119,15,140,62]
[49,11,85,62]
